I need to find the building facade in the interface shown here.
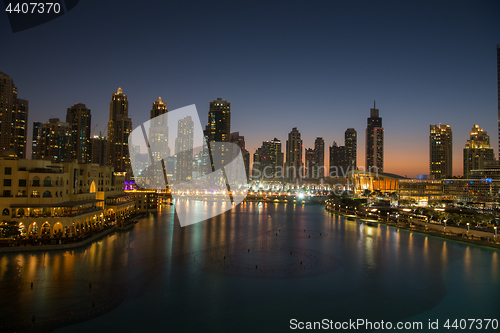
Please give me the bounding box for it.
[91,135,107,166]
[38,118,72,162]
[0,154,134,238]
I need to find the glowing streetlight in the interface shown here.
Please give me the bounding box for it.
[494,226,497,240]
[467,222,470,234]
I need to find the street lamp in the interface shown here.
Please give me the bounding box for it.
[494,226,497,240]
[467,222,470,234]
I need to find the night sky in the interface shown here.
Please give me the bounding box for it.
[1,0,499,178]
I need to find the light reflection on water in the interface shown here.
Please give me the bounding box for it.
[0,203,498,332]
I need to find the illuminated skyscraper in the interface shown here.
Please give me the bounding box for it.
[106,87,132,173]
[32,121,43,160]
[207,98,231,167]
[207,98,230,142]
[0,72,28,158]
[430,124,452,179]
[149,97,169,161]
[345,128,357,170]
[365,102,383,173]
[175,116,194,182]
[66,103,91,163]
[463,124,494,178]
[256,138,284,181]
[285,127,303,183]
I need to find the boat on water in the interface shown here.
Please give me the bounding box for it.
[366,221,377,227]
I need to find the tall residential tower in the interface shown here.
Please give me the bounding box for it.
[365,102,383,173]
[66,103,91,163]
[429,124,452,179]
[285,127,303,183]
[106,87,132,173]
[0,72,28,158]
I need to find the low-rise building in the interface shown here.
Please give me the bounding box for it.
[0,153,135,238]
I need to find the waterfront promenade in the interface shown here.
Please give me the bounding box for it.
[325,203,500,249]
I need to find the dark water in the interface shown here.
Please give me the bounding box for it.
[1,203,499,332]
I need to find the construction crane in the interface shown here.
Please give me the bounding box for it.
[90,124,98,136]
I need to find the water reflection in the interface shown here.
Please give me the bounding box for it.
[0,204,498,332]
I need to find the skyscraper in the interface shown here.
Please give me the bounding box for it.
[252,148,262,181]
[32,121,43,160]
[207,98,231,142]
[149,97,169,162]
[256,138,284,181]
[314,137,325,178]
[344,128,357,171]
[207,98,231,166]
[106,87,132,173]
[285,127,303,183]
[175,116,194,182]
[365,102,384,173]
[38,118,72,162]
[0,72,28,158]
[463,124,495,178]
[91,134,107,166]
[430,124,452,179]
[304,148,316,179]
[13,98,28,159]
[66,103,91,163]
[230,132,250,180]
[329,142,347,177]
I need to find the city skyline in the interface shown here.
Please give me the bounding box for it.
[1,1,499,178]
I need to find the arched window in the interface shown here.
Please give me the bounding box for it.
[44,177,52,187]
[17,208,25,216]
[43,190,51,197]
[32,176,40,186]
[2,208,9,216]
